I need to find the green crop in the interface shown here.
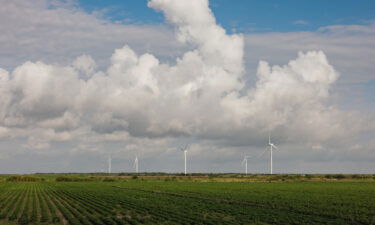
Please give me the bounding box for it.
[0,180,373,224]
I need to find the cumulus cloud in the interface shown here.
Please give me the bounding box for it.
[0,0,368,152]
[0,0,374,174]
[245,21,375,84]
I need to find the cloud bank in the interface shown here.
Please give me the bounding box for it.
[0,0,374,174]
[0,0,367,151]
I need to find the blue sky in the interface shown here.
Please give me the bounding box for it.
[77,0,375,32]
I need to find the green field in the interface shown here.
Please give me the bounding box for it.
[0,176,374,224]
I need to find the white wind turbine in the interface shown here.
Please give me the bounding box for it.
[133,155,139,173]
[179,144,189,175]
[108,154,112,174]
[241,155,251,175]
[268,134,278,174]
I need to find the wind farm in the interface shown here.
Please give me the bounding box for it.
[0,137,366,225]
[0,138,374,225]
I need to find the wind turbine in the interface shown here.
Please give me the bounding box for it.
[241,155,251,175]
[108,154,112,174]
[179,144,189,175]
[133,155,139,173]
[268,135,278,174]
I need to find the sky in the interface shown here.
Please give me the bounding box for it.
[0,0,374,174]
[77,0,375,32]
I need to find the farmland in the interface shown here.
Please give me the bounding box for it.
[0,175,374,224]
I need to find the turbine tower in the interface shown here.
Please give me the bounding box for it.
[180,144,189,175]
[108,154,112,174]
[241,155,251,175]
[134,156,139,173]
[268,135,278,174]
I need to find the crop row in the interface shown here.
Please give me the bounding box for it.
[0,182,374,225]
[116,181,375,224]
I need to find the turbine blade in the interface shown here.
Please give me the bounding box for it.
[133,156,137,168]
[259,148,268,158]
[179,144,190,151]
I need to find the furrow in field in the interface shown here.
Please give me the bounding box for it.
[113,185,365,225]
[40,185,67,224]
[0,184,25,219]
[7,183,30,221]
[35,183,51,223]
[46,184,117,225]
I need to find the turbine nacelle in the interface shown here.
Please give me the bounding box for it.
[179,144,189,152]
[269,143,278,149]
[241,155,251,165]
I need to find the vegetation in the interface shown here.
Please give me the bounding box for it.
[0,174,373,224]
[5,176,45,182]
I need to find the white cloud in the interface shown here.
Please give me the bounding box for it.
[0,0,373,173]
[0,0,368,144]
[245,21,375,84]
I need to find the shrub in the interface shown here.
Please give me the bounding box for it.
[333,174,346,180]
[6,176,44,182]
[103,177,116,182]
[324,174,333,179]
[55,176,97,182]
